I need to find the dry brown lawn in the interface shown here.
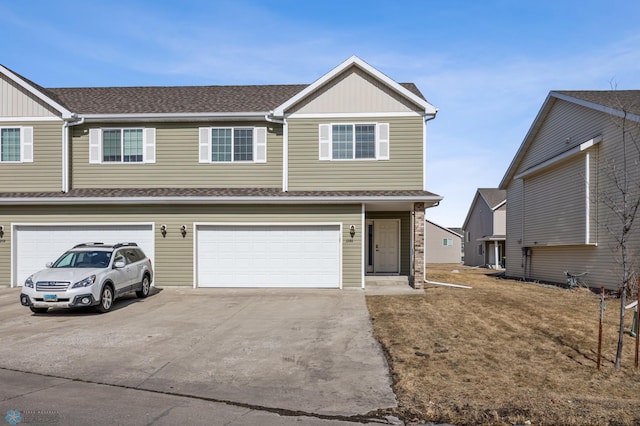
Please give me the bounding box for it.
[366,264,640,426]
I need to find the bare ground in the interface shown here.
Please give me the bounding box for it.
[366,264,640,426]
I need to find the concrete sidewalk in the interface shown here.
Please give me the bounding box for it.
[0,287,396,419]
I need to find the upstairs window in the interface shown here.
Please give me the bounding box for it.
[442,238,453,247]
[0,127,33,163]
[199,127,267,163]
[319,123,389,161]
[89,128,155,164]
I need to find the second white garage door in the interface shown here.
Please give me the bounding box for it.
[196,224,341,288]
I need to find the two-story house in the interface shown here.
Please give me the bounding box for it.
[425,220,463,264]
[500,91,640,290]
[0,56,441,290]
[462,188,506,268]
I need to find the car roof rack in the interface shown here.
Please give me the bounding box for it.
[113,242,139,249]
[73,242,105,248]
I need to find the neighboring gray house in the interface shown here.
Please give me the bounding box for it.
[462,188,506,268]
[425,220,463,264]
[499,90,640,291]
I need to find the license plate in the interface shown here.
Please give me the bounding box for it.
[44,294,58,302]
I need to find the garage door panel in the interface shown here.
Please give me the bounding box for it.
[13,224,154,287]
[197,224,340,288]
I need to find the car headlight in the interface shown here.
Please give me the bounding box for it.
[72,275,96,288]
[24,276,34,288]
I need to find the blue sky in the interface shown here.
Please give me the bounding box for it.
[2,0,639,226]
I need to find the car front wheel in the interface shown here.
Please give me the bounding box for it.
[136,275,150,298]
[96,285,114,313]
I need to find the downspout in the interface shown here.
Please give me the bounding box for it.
[423,111,438,191]
[62,115,84,193]
[265,114,287,192]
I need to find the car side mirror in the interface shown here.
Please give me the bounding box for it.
[45,262,53,268]
[113,260,126,269]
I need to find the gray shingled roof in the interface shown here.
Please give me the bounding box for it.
[556,90,640,117]
[478,188,506,210]
[41,83,425,115]
[0,188,440,199]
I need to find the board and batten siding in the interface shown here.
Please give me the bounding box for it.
[287,116,424,191]
[288,66,422,115]
[70,122,283,189]
[464,199,493,267]
[0,74,60,118]
[0,120,62,191]
[0,204,362,288]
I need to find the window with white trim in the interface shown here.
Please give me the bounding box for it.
[0,127,33,163]
[318,123,389,161]
[199,127,267,163]
[89,128,155,164]
[442,238,453,247]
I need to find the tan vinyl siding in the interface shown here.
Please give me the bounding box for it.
[289,67,421,114]
[522,155,588,246]
[0,120,62,191]
[288,116,423,190]
[366,211,411,275]
[503,97,640,290]
[71,122,282,188]
[0,204,362,288]
[519,100,604,171]
[0,74,60,118]
[425,222,462,264]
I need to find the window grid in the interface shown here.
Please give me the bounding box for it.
[331,124,376,160]
[103,129,143,163]
[0,128,21,162]
[210,127,254,162]
[212,128,232,162]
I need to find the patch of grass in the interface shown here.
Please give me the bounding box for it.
[366,265,640,426]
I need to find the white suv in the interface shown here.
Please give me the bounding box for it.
[20,242,153,314]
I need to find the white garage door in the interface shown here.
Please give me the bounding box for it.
[196,224,341,288]
[13,224,154,287]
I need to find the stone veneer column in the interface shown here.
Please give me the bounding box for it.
[413,202,425,289]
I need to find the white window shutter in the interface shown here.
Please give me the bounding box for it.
[21,126,33,162]
[319,124,331,160]
[254,127,267,163]
[143,128,156,163]
[376,123,390,160]
[199,127,211,163]
[89,129,102,163]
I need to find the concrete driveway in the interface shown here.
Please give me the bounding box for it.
[0,286,396,420]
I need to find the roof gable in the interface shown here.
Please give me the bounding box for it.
[426,220,463,238]
[462,188,506,230]
[500,90,640,188]
[273,56,437,117]
[0,65,74,119]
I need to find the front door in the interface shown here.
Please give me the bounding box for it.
[367,219,400,274]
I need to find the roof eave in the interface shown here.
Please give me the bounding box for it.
[80,112,270,123]
[0,194,444,206]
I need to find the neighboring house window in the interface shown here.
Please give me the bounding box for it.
[0,127,33,163]
[442,238,453,246]
[199,127,267,163]
[89,128,156,164]
[318,123,389,161]
[466,231,471,242]
[478,244,483,255]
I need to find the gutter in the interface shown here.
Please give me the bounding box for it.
[423,111,438,191]
[264,114,288,192]
[80,112,269,123]
[61,115,85,193]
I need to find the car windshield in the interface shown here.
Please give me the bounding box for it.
[52,250,112,268]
